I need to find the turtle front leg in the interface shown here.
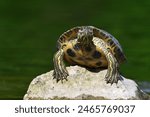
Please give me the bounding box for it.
[53,49,69,83]
[93,38,122,84]
[104,50,121,84]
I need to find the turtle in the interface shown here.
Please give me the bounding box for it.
[53,26,126,84]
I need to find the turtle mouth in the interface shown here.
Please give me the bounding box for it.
[77,35,93,48]
[82,36,92,46]
[78,36,94,52]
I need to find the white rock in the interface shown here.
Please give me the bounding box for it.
[24,66,149,100]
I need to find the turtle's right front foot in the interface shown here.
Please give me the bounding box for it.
[53,69,69,83]
[53,49,69,83]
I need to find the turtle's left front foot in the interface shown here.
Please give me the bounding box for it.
[53,69,69,83]
[105,53,122,84]
[105,66,121,84]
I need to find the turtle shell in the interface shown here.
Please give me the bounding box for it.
[57,26,126,64]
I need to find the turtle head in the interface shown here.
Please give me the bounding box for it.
[77,26,93,46]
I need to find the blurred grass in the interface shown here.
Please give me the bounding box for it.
[0,0,150,99]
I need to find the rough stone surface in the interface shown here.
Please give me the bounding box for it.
[24,66,150,100]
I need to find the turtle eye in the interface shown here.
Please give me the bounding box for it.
[77,31,84,39]
[79,29,85,34]
[89,31,93,35]
[78,29,84,33]
[89,29,93,35]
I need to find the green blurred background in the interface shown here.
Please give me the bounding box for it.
[0,0,150,99]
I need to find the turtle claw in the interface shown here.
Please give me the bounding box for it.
[105,74,120,85]
[53,70,69,83]
[105,68,121,84]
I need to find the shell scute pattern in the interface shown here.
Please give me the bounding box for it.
[58,27,80,43]
[57,26,126,65]
[53,26,126,84]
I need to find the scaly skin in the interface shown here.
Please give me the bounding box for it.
[93,37,121,84]
[53,26,126,84]
[53,48,68,83]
